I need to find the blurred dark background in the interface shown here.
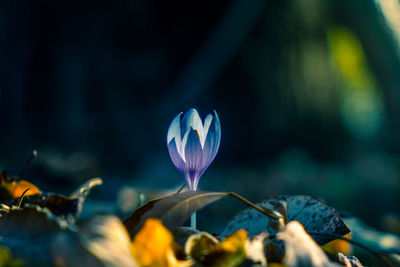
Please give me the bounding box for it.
[1,0,400,238]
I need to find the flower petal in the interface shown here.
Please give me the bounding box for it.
[167,138,187,174]
[201,114,213,148]
[167,112,183,144]
[180,109,203,142]
[202,111,221,167]
[184,129,204,190]
[180,129,191,161]
[167,108,221,191]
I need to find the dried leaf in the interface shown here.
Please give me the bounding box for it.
[80,215,138,267]
[245,233,268,267]
[184,232,220,264]
[131,218,192,267]
[52,215,138,267]
[124,191,229,237]
[185,230,248,267]
[336,252,364,267]
[323,233,352,255]
[277,221,341,267]
[6,177,102,222]
[70,177,103,217]
[0,203,70,261]
[221,195,349,245]
[0,171,41,201]
[7,193,78,220]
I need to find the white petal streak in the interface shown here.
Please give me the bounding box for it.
[202,111,221,166]
[201,114,213,148]
[181,109,203,141]
[167,138,186,171]
[167,112,183,146]
[179,128,191,162]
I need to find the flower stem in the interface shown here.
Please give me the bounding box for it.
[191,212,197,229]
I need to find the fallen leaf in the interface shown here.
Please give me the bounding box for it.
[221,195,350,245]
[336,252,364,267]
[81,215,139,267]
[124,191,229,238]
[70,177,103,217]
[323,233,352,255]
[52,215,139,267]
[277,221,341,267]
[245,233,268,267]
[0,171,41,201]
[6,177,102,222]
[7,193,78,220]
[184,230,266,267]
[51,215,138,267]
[131,218,192,267]
[184,231,220,264]
[0,203,70,262]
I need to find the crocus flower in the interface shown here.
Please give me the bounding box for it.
[167,108,221,191]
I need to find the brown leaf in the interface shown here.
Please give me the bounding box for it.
[6,177,102,222]
[277,221,341,267]
[184,230,248,267]
[124,191,229,238]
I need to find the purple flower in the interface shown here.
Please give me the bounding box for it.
[167,108,221,190]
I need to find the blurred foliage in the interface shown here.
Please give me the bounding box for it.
[2,0,400,169]
[0,247,23,267]
[327,27,384,139]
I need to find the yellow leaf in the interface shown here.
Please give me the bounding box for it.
[0,171,41,200]
[185,230,248,267]
[323,233,352,255]
[4,180,41,198]
[131,218,192,267]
